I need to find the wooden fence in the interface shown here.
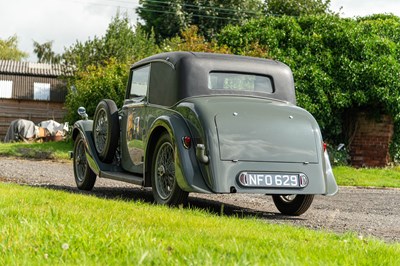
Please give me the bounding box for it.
[0,99,67,141]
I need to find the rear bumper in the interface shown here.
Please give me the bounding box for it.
[204,157,338,196]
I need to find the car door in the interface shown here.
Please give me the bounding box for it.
[120,64,150,174]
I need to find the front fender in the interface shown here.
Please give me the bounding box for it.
[146,115,211,193]
[72,120,116,175]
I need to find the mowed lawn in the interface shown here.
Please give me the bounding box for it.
[1,141,400,264]
[0,183,399,265]
[334,166,400,188]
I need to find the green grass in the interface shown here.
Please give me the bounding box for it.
[0,141,73,161]
[334,166,400,188]
[0,183,399,265]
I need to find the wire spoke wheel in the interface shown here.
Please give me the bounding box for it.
[92,99,119,163]
[73,135,96,190]
[94,109,108,154]
[155,142,175,200]
[151,133,188,206]
[74,137,88,182]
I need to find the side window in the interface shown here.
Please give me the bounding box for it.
[130,65,150,98]
[0,80,13,98]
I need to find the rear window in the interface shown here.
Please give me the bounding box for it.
[208,72,274,93]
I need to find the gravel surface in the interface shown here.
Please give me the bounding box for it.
[1,157,399,243]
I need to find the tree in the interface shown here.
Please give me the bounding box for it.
[63,13,159,70]
[219,15,400,160]
[63,13,160,123]
[137,0,264,42]
[189,0,264,40]
[0,35,28,61]
[33,41,62,64]
[163,25,230,53]
[265,0,334,16]
[64,59,129,123]
[137,0,189,42]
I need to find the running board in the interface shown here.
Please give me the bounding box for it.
[100,170,144,186]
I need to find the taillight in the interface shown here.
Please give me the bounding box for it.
[323,142,327,152]
[182,136,191,149]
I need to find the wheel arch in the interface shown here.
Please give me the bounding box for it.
[72,120,93,141]
[144,115,210,193]
[72,119,105,176]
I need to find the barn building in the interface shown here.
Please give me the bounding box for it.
[0,60,69,140]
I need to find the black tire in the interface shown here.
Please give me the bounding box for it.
[151,133,189,206]
[93,99,119,163]
[73,134,97,190]
[272,194,314,216]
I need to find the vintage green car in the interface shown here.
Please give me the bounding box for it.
[72,52,338,216]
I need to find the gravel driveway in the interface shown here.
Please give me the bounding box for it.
[1,157,399,243]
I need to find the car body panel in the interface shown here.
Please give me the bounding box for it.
[212,97,318,163]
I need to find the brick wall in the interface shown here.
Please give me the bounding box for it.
[349,112,393,167]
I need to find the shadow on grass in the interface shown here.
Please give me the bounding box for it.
[29,183,304,222]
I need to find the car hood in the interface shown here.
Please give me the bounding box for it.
[186,96,320,164]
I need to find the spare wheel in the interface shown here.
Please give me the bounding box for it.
[93,99,119,163]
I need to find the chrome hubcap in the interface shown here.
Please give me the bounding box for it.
[280,195,296,202]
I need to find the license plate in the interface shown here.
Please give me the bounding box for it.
[238,172,308,188]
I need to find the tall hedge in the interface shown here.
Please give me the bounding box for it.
[218,14,400,159]
[64,59,129,124]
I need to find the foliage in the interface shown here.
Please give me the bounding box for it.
[62,12,160,124]
[64,59,129,123]
[218,15,400,159]
[265,0,334,16]
[162,25,231,53]
[328,144,350,166]
[1,183,400,265]
[62,13,160,70]
[137,0,264,42]
[33,41,62,64]
[0,35,28,61]
[137,0,189,43]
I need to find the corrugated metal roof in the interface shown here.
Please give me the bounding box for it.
[0,60,71,76]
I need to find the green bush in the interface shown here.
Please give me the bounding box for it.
[218,14,400,159]
[64,59,129,123]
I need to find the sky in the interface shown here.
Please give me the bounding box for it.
[1,0,400,62]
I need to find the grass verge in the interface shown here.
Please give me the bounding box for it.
[0,183,399,265]
[0,141,72,161]
[333,166,400,188]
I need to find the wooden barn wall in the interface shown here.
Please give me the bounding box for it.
[0,99,67,141]
[0,74,67,102]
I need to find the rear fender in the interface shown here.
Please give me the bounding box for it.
[145,115,211,193]
[323,150,339,196]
